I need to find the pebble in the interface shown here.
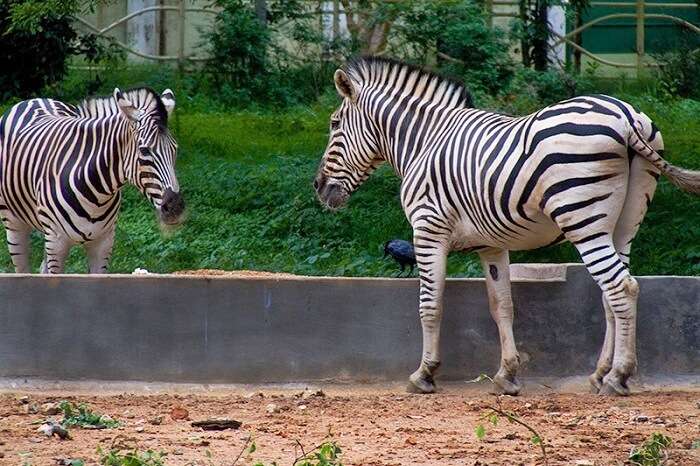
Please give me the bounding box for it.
[245,391,264,399]
[135,426,144,433]
[633,415,648,422]
[266,403,279,414]
[149,416,164,425]
[41,402,61,416]
[575,461,595,466]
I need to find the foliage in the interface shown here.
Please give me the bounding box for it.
[654,41,700,100]
[59,401,119,429]
[0,0,76,100]
[98,448,166,466]
[628,433,672,466]
[244,440,342,466]
[396,0,514,94]
[201,0,338,107]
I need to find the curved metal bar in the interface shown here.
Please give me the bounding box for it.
[550,31,639,68]
[78,6,217,35]
[644,14,700,33]
[590,2,698,8]
[555,13,637,45]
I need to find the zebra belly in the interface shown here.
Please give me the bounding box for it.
[450,215,563,252]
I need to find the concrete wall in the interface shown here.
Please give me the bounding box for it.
[0,265,697,383]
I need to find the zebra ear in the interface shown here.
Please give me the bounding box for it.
[161,89,176,116]
[114,88,139,121]
[334,69,357,103]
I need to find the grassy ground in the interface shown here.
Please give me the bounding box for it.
[0,79,699,276]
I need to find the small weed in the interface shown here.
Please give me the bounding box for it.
[628,433,672,466]
[232,436,342,466]
[59,401,119,429]
[97,447,166,466]
[470,374,547,465]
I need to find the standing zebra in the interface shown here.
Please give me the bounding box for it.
[314,57,700,396]
[0,88,185,274]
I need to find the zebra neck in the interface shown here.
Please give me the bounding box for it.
[373,95,463,178]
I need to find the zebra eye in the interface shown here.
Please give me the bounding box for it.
[330,119,340,130]
[139,147,151,157]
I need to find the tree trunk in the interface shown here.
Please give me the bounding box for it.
[255,0,267,26]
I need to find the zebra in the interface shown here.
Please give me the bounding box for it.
[0,87,185,274]
[314,57,700,396]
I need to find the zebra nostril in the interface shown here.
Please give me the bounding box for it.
[313,179,320,191]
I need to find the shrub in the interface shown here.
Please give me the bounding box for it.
[396,0,514,95]
[0,0,77,100]
[654,42,700,99]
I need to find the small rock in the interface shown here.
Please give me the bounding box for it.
[135,426,145,433]
[405,436,417,445]
[266,403,279,414]
[575,461,595,466]
[523,403,532,409]
[245,391,264,399]
[149,416,163,425]
[633,415,649,423]
[41,402,61,416]
[298,404,307,410]
[132,268,150,275]
[23,403,39,414]
[301,389,325,400]
[37,422,70,440]
[170,406,189,421]
[504,433,517,440]
[17,396,30,405]
[547,412,562,417]
[172,449,184,456]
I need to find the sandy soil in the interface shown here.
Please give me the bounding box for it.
[0,385,698,466]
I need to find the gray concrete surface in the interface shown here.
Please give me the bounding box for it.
[0,264,697,384]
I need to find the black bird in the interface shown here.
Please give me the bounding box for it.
[383,239,417,277]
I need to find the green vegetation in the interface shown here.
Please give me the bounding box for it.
[0,67,699,277]
[628,433,672,466]
[97,448,166,466]
[59,401,119,429]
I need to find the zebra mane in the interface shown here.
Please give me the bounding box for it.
[77,87,169,129]
[344,56,474,109]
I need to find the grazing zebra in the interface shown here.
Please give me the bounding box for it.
[0,88,185,274]
[314,57,700,396]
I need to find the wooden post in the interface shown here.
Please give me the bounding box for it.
[636,0,645,77]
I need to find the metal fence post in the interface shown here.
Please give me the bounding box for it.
[636,0,645,76]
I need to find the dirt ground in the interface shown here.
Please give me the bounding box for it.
[0,383,698,466]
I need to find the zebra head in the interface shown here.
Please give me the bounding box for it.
[314,69,382,210]
[114,88,185,226]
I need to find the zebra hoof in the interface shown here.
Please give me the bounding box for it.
[494,373,521,396]
[588,373,604,393]
[598,379,630,397]
[407,371,436,394]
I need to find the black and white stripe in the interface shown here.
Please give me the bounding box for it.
[315,57,700,396]
[0,87,184,273]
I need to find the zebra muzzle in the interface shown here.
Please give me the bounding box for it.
[159,188,185,225]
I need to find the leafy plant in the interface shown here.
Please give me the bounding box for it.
[59,401,119,429]
[628,433,672,466]
[98,448,166,466]
[654,41,700,100]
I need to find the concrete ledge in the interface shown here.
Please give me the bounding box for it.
[0,264,697,384]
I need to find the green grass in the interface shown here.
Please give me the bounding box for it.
[0,86,699,277]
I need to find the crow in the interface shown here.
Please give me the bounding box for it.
[383,239,416,277]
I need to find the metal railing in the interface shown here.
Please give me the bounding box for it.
[74,0,218,64]
[485,0,700,73]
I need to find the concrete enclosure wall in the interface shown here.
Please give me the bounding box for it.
[0,265,697,383]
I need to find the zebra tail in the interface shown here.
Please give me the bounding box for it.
[628,127,700,195]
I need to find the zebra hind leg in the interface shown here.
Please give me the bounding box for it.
[479,248,521,395]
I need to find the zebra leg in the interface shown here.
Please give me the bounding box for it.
[407,237,448,394]
[42,235,72,274]
[589,297,615,392]
[3,221,32,273]
[568,234,638,396]
[86,227,115,274]
[479,248,521,395]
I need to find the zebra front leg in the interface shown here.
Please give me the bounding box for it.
[407,237,448,394]
[589,297,615,392]
[4,221,32,273]
[86,227,115,274]
[42,235,71,274]
[479,248,521,396]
